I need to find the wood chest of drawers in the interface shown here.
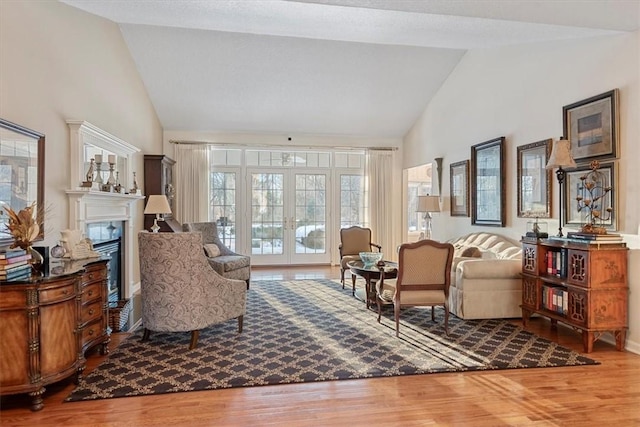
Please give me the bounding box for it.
[0,259,109,411]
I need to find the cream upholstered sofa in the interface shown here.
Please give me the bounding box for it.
[447,232,522,320]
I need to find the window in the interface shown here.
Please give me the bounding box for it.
[207,146,367,263]
[211,171,237,250]
[339,174,367,228]
[406,163,432,235]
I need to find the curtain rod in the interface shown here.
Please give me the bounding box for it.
[169,140,398,151]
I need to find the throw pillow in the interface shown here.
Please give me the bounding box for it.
[460,246,482,258]
[203,244,221,258]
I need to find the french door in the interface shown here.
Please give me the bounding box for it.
[248,168,330,265]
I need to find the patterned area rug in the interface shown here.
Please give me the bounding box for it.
[66,279,598,401]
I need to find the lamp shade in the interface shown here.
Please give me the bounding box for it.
[416,195,440,213]
[546,139,577,170]
[144,195,172,215]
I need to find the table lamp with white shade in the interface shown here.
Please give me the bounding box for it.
[144,195,172,233]
[416,195,441,240]
[545,138,576,237]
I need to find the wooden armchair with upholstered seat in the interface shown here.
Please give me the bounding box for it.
[376,239,454,337]
[138,231,247,349]
[339,226,381,294]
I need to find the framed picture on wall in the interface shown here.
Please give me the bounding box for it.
[517,139,552,218]
[449,160,469,217]
[564,161,617,231]
[471,137,505,227]
[563,89,619,162]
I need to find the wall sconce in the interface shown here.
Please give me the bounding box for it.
[434,157,443,197]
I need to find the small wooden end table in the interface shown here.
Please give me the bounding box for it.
[347,260,398,309]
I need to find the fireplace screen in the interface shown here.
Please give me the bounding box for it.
[87,221,123,301]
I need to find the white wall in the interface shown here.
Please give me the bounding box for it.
[404,32,640,352]
[0,1,162,248]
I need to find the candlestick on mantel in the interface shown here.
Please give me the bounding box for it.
[94,154,103,164]
[108,154,116,164]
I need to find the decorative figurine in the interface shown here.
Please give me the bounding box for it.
[130,172,140,195]
[81,158,95,188]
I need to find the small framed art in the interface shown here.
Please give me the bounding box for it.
[449,160,469,217]
[517,139,552,218]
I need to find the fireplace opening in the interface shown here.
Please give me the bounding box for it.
[86,221,123,303]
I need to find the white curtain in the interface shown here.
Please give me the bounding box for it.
[366,149,395,255]
[174,144,210,223]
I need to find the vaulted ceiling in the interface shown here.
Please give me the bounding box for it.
[60,0,638,138]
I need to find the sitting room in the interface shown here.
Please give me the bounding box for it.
[1,1,640,425]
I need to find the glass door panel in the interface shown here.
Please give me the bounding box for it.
[291,173,328,264]
[250,171,285,262]
[249,169,329,265]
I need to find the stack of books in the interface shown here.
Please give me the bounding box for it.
[566,232,624,244]
[0,249,33,280]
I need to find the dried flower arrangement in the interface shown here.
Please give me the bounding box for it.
[2,202,42,249]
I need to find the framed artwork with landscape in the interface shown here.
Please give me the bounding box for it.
[470,137,505,227]
[563,89,619,162]
[517,139,551,218]
[449,160,469,217]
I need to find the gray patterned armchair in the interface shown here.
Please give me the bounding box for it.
[183,222,251,289]
[138,232,247,349]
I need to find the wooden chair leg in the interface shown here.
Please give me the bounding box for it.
[141,328,151,342]
[245,279,250,290]
[341,268,345,288]
[189,330,199,350]
[376,296,383,323]
[238,315,244,333]
[444,305,449,336]
[431,306,435,322]
[351,274,357,296]
[394,304,401,337]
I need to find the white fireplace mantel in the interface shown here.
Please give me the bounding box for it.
[66,190,144,298]
[66,121,145,299]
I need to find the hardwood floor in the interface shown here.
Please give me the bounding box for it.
[2,265,639,426]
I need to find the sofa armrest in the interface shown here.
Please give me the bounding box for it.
[456,259,521,280]
[452,256,478,271]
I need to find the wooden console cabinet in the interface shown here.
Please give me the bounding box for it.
[0,259,109,411]
[520,237,628,353]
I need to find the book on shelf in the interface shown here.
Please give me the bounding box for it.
[541,285,568,315]
[545,248,567,278]
[0,248,27,259]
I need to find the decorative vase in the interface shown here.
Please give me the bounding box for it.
[51,242,66,258]
[27,246,44,274]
